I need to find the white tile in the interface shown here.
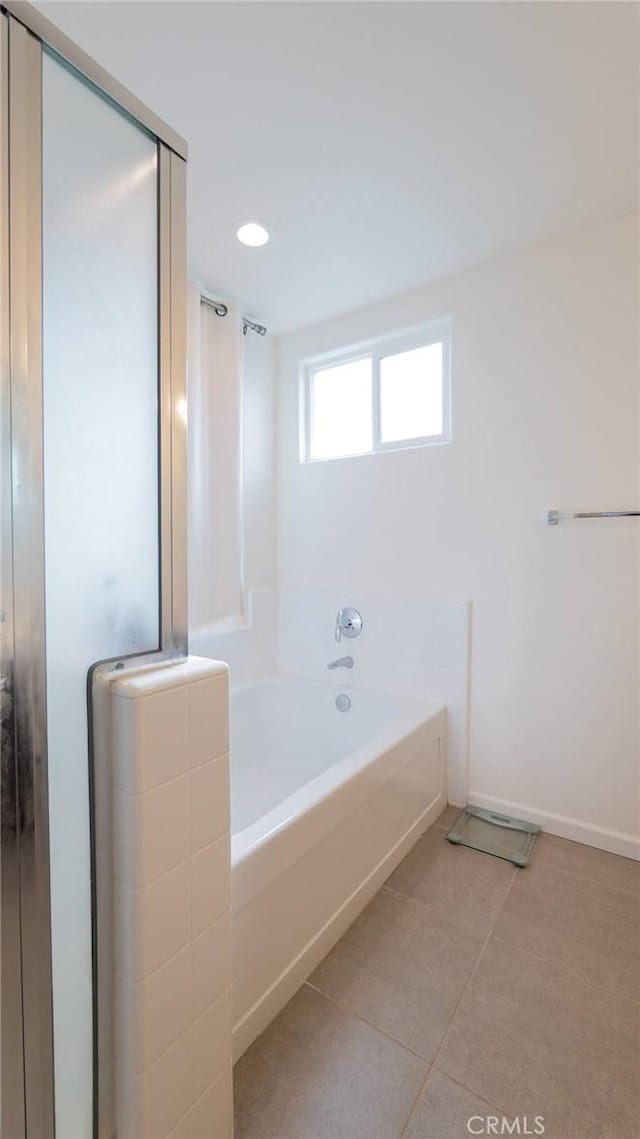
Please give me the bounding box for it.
[435,667,469,737]
[190,914,231,1019]
[434,664,469,697]
[113,788,136,887]
[114,882,137,983]
[168,1063,233,1139]
[189,755,229,853]
[114,969,136,1090]
[364,595,436,644]
[117,863,190,982]
[188,675,229,768]
[277,590,337,676]
[434,601,470,637]
[366,655,429,699]
[112,660,189,700]
[145,777,191,887]
[190,836,230,937]
[189,991,232,1103]
[126,777,190,889]
[140,1028,192,1139]
[112,695,138,792]
[136,944,191,1070]
[442,703,468,739]
[112,657,233,1139]
[436,632,468,671]
[446,733,469,805]
[182,657,229,685]
[111,656,227,700]
[137,686,189,791]
[115,1059,144,1139]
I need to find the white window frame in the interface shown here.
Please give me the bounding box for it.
[299,317,452,463]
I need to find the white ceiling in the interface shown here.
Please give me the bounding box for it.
[37,1,638,335]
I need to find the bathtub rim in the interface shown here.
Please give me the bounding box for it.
[229,674,445,912]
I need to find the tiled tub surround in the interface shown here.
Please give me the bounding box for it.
[230,676,446,1059]
[192,588,470,803]
[190,588,278,689]
[277,590,470,805]
[107,657,233,1139]
[234,806,640,1139]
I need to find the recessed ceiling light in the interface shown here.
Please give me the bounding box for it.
[237,221,269,247]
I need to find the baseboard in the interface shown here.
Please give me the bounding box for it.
[232,789,446,1061]
[467,791,640,862]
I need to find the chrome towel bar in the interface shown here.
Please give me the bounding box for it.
[547,509,640,525]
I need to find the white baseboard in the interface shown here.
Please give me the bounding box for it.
[232,790,446,1061]
[467,791,640,862]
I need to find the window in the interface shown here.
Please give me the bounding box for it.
[301,319,451,462]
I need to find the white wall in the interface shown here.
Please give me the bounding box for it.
[276,214,639,855]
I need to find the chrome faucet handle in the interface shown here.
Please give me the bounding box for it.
[334,607,363,643]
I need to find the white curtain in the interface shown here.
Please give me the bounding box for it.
[188,282,244,631]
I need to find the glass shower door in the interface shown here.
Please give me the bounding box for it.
[42,50,161,1139]
[1,9,186,1134]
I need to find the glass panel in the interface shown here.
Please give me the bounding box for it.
[379,342,443,443]
[309,357,373,460]
[42,52,159,1138]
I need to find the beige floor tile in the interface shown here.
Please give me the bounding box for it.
[233,983,428,1139]
[387,826,515,935]
[309,887,484,1059]
[531,833,640,900]
[404,1070,512,1139]
[433,805,463,831]
[494,861,640,999]
[437,937,640,1139]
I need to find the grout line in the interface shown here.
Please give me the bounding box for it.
[134,985,231,1078]
[115,831,230,894]
[401,1066,517,1137]
[167,1062,233,1139]
[303,982,431,1064]
[532,861,640,904]
[114,748,228,798]
[487,857,640,1008]
[382,882,505,940]
[439,1069,516,1119]
[489,864,518,928]
[398,864,518,1139]
[398,923,494,1139]
[301,859,519,1111]
[488,933,640,1011]
[118,907,228,987]
[400,854,638,1133]
[531,836,640,894]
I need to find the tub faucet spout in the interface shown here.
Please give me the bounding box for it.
[327,656,354,670]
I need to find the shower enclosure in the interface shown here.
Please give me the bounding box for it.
[0,4,187,1136]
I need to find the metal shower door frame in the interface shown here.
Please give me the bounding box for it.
[0,11,28,1138]
[0,4,188,1135]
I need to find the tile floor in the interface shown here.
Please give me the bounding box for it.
[233,806,640,1139]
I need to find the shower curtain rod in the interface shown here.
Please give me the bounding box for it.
[200,294,267,336]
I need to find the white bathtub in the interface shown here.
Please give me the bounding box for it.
[229,675,446,1058]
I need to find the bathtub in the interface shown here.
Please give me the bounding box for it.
[229,675,446,1058]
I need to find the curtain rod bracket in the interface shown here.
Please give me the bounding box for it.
[200,294,267,336]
